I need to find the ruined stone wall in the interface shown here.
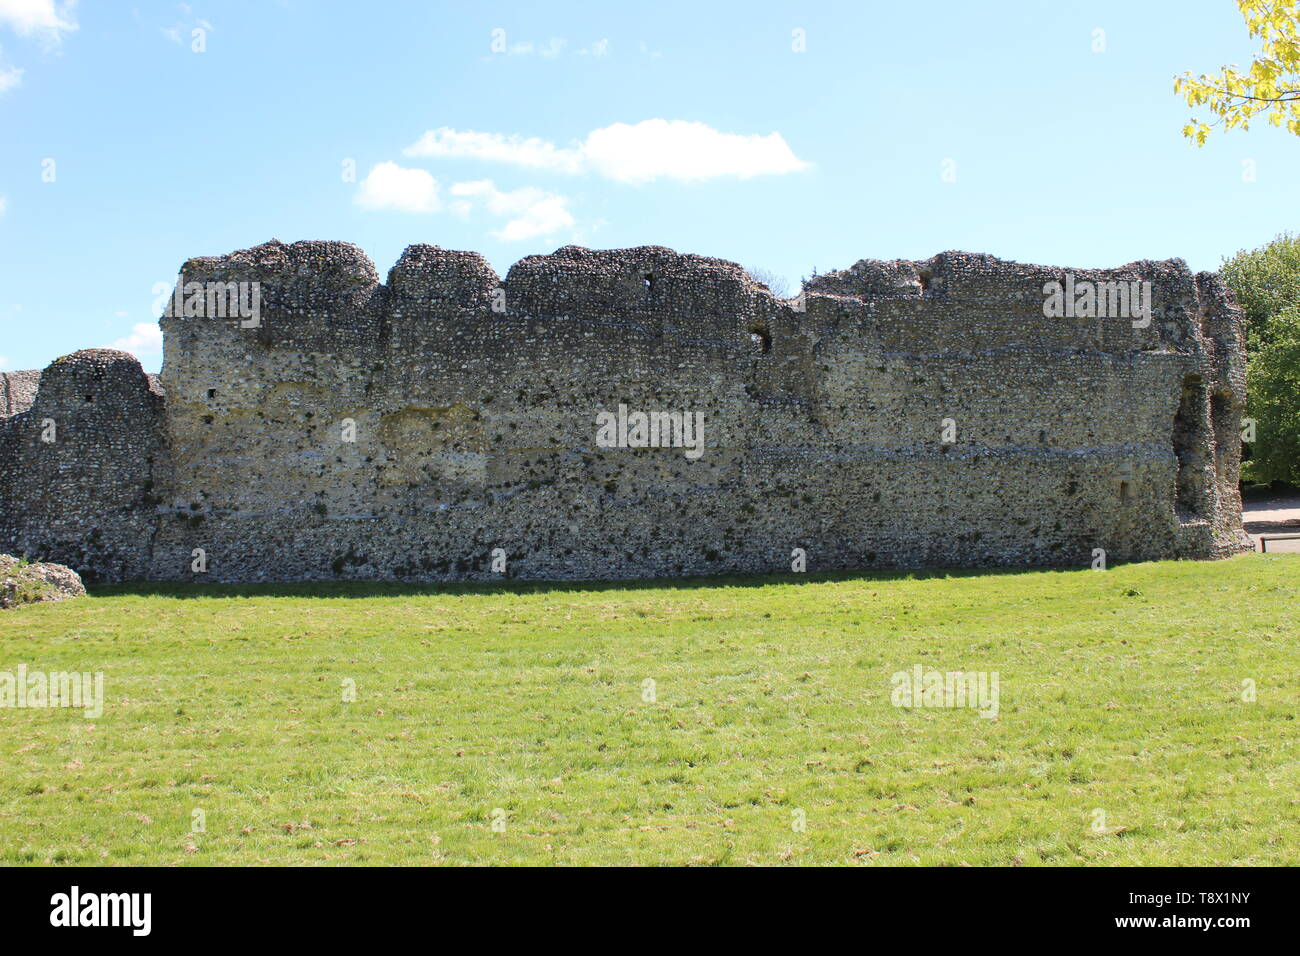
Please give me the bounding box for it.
[1,370,40,418]
[0,351,166,581]
[0,240,1250,583]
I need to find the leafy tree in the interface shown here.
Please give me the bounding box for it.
[1242,307,1300,483]
[1175,0,1300,144]
[1220,232,1300,351]
[1221,235,1300,483]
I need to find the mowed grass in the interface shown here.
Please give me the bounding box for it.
[0,555,1296,866]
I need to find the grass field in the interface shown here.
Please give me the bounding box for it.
[0,554,1296,866]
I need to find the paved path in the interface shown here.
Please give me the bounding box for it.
[1243,492,1300,552]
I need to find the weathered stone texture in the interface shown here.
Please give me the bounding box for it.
[0,350,165,581]
[0,239,1250,583]
[1,370,40,418]
[0,553,86,609]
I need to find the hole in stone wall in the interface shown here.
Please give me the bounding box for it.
[643,273,655,295]
[749,328,772,354]
[917,268,932,294]
[1210,391,1232,483]
[1173,374,1208,520]
[1119,480,1131,501]
[207,389,217,400]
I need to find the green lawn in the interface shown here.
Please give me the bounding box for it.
[0,555,1296,866]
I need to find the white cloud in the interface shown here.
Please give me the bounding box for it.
[0,0,78,46]
[0,56,21,95]
[403,119,809,185]
[0,356,9,369]
[108,321,162,356]
[578,38,609,57]
[404,128,584,174]
[354,161,440,213]
[450,179,574,241]
[583,120,810,184]
[0,196,7,215]
[495,35,582,57]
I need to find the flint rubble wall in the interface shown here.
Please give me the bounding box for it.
[0,240,1250,582]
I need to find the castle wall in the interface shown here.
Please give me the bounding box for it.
[0,240,1250,583]
[0,351,166,581]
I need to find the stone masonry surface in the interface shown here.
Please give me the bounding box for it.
[0,240,1250,583]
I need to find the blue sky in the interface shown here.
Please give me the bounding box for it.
[1,0,1297,374]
